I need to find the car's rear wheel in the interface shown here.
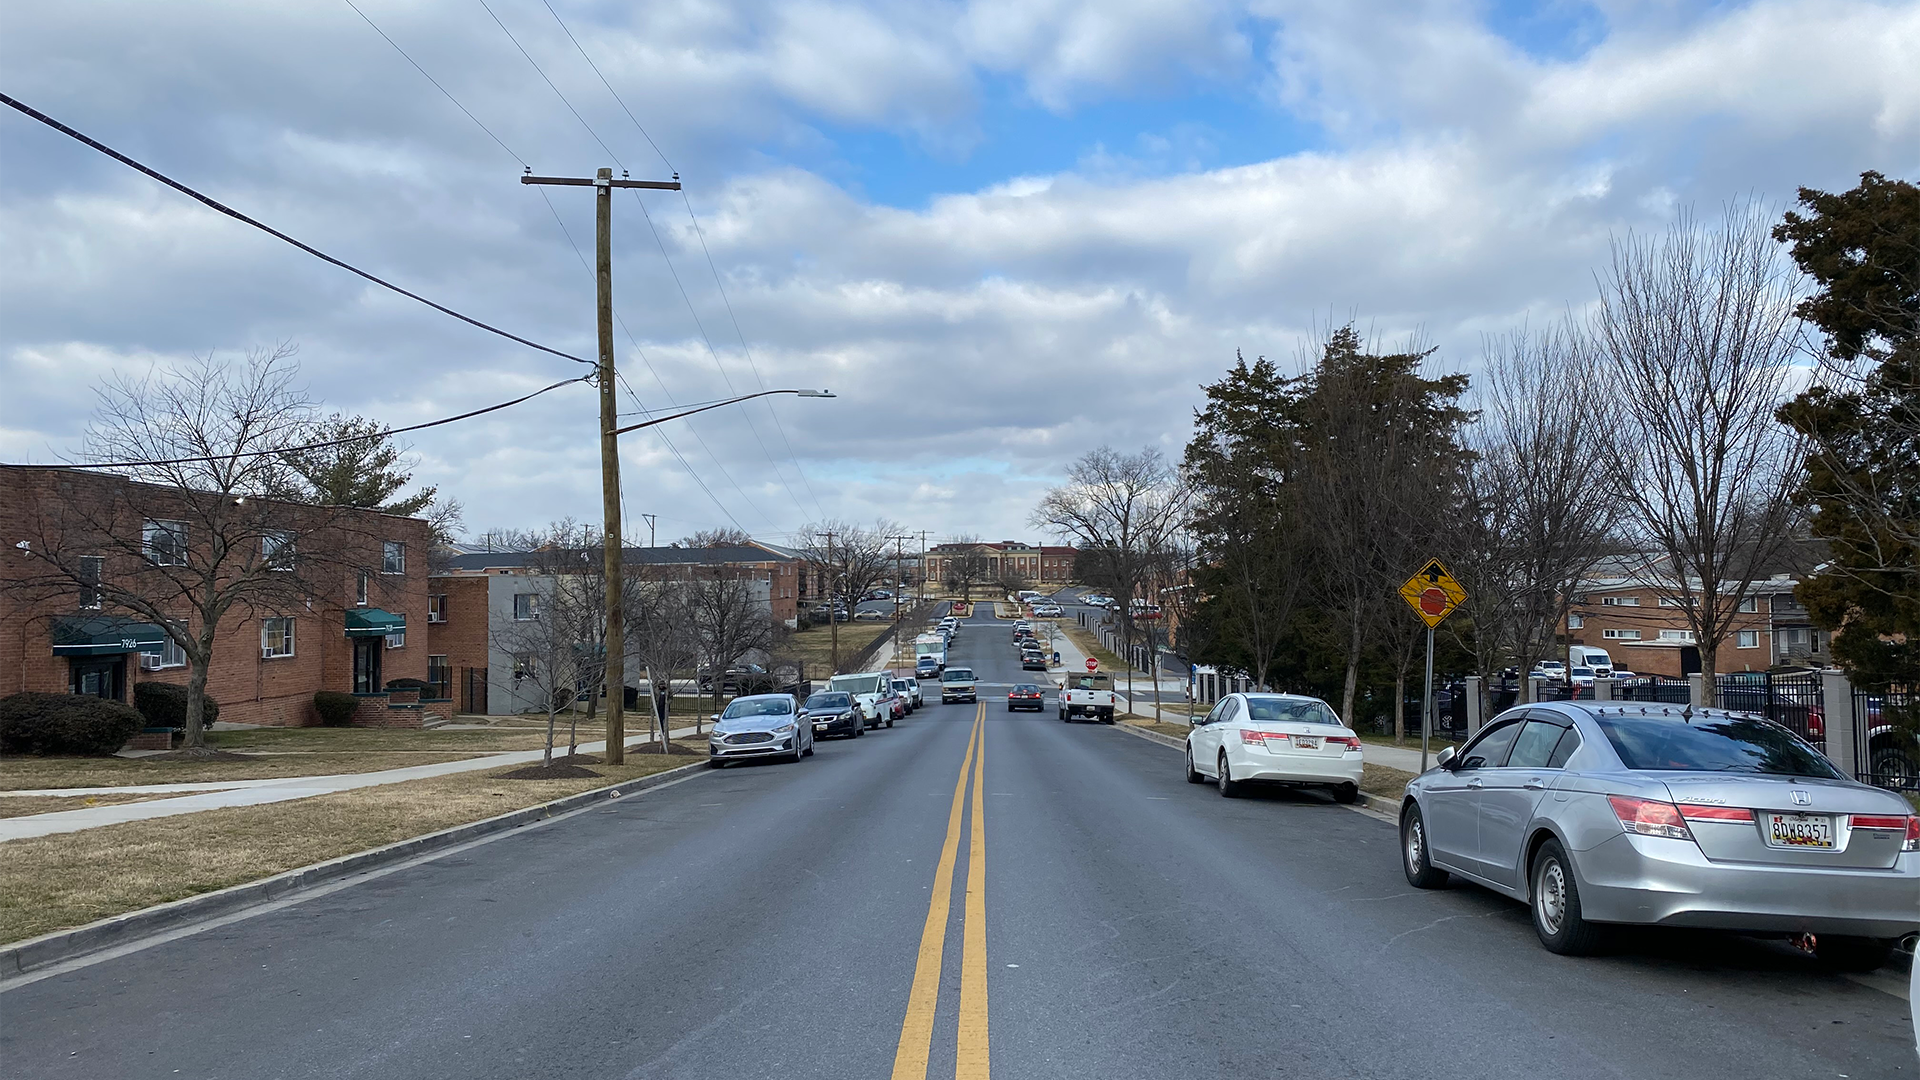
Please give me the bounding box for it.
[1530,838,1606,955]
[1332,782,1359,804]
[1400,804,1448,889]
[1216,752,1241,798]
[1186,748,1204,784]
[1813,935,1894,972]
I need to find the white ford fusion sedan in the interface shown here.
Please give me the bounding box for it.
[1186,693,1364,803]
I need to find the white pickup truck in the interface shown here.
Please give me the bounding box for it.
[1059,672,1115,723]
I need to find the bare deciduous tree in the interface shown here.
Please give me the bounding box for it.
[1032,446,1189,712]
[1451,321,1619,707]
[686,568,777,727]
[489,572,591,768]
[940,538,995,602]
[795,519,898,672]
[1596,205,1805,686]
[8,346,370,753]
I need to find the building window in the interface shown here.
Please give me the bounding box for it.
[262,530,296,569]
[428,594,447,623]
[1658,629,1696,643]
[142,624,188,670]
[77,555,104,609]
[1736,630,1759,648]
[1658,596,1684,607]
[1602,629,1642,640]
[512,654,535,681]
[1567,614,1583,629]
[382,541,405,575]
[1601,596,1639,607]
[356,573,369,606]
[385,630,405,650]
[261,617,296,658]
[513,593,540,621]
[1738,596,1758,613]
[143,519,188,566]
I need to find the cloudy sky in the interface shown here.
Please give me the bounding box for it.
[3,0,1915,545]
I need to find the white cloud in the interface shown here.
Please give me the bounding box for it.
[2,0,1915,542]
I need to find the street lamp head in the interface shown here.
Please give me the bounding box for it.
[796,389,834,398]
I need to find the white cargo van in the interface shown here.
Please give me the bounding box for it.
[1567,645,1613,677]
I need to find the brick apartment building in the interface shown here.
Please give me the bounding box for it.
[1561,557,1831,677]
[924,540,1079,587]
[430,543,791,715]
[1,467,438,727]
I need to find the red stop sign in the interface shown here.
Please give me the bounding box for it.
[1419,587,1449,616]
[1085,658,1098,672]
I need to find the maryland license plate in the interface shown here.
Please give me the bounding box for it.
[1289,736,1319,751]
[1766,813,1834,848]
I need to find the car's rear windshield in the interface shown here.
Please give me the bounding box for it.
[943,669,974,681]
[722,697,793,719]
[1244,697,1340,726]
[1070,675,1111,690]
[803,693,850,710]
[1594,715,1842,779]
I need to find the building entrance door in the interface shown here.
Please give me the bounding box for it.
[353,637,383,694]
[69,657,126,701]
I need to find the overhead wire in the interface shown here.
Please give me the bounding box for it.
[339,0,759,533]
[6,376,591,469]
[531,0,827,521]
[478,1,797,527]
[0,90,593,368]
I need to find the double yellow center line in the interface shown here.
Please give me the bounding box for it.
[891,703,990,1080]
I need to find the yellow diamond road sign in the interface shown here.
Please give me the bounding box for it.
[1399,559,1467,628]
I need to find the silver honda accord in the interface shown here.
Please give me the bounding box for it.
[1399,701,1919,969]
[708,693,812,766]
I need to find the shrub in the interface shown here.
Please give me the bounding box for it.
[383,677,431,693]
[313,690,361,727]
[133,681,220,730]
[0,692,146,756]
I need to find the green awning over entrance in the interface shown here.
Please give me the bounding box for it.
[345,608,406,637]
[51,616,167,656]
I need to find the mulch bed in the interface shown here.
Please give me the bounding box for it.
[494,763,602,780]
[142,748,255,762]
[629,742,701,756]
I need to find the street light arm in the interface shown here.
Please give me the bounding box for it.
[608,388,833,436]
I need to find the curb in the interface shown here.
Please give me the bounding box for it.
[0,757,709,981]
[1110,722,1404,817]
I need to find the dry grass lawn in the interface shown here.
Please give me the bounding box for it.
[0,741,708,945]
[0,752,490,791]
[1360,763,1418,801]
[0,790,207,819]
[1055,622,1129,674]
[1121,717,1194,740]
[776,621,891,672]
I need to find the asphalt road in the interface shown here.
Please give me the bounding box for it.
[3,603,1914,1079]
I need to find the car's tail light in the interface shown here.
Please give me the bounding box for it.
[1328,736,1362,752]
[1806,706,1825,741]
[1608,795,1693,841]
[1676,804,1753,822]
[1849,815,1920,851]
[1240,729,1278,745]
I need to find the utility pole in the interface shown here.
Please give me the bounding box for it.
[640,513,657,549]
[522,166,680,766]
[822,530,839,674]
[916,530,931,607]
[888,534,910,666]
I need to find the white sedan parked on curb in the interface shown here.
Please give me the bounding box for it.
[1186,693,1364,803]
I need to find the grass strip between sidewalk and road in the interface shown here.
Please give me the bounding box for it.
[1360,763,1418,802]
[0,742,707,946]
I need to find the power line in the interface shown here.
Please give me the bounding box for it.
[6,375,591,470]
[535,186,761,532]
[340,0,526,169]
[537,0,673,173]
[627,188,813,520]
[676,190,828,519]
[0,91,594,368]
[527,0,824,520]
[478,0,624,169]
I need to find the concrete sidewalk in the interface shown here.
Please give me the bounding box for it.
[0,725,704,843]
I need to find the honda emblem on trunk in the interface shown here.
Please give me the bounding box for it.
[1790,790,1812,806]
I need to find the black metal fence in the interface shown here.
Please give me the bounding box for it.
[1714,671,1824,744]
[1850,684,1918,792]
[460,666,488,714]
[1616,675,1692,705]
